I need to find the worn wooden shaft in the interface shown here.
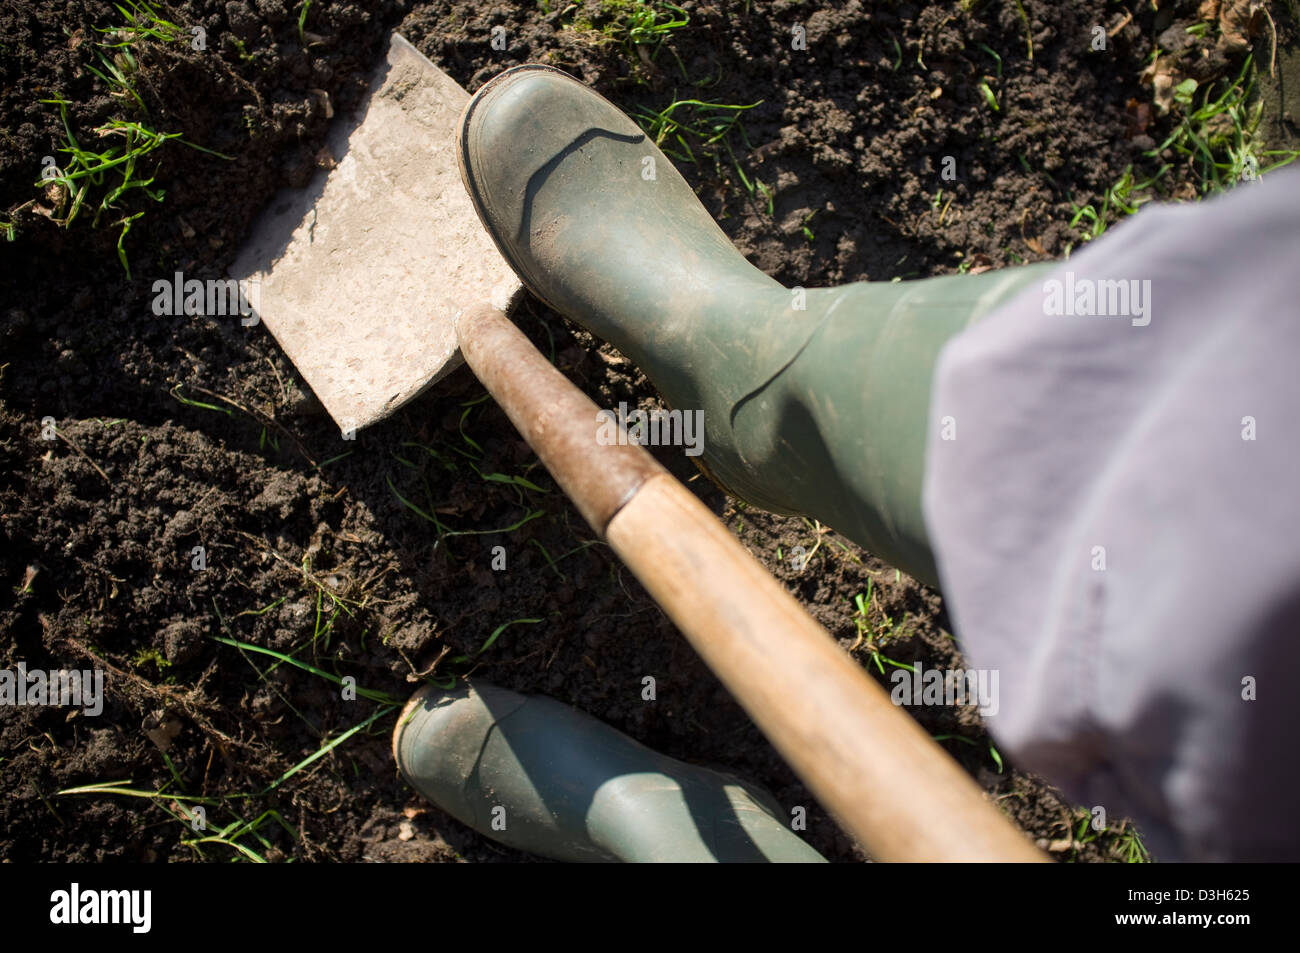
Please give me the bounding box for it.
[456,302,1046,862]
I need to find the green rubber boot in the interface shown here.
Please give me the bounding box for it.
[460,65,1052,586]
[392,680,826,863]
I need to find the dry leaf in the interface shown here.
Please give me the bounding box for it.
[1125,97,1152,136]
[1142,53,1186,114]
[1219,0,1262,53]
[144,711,183,752]
[43,181,67,208]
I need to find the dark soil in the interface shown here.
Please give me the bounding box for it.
[2,0,1274,862]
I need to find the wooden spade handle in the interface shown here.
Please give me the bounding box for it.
[456,302,1046,862]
